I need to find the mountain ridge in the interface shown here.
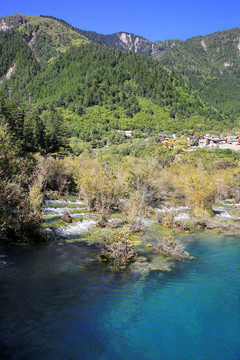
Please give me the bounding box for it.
[0,13,181,56]
[0,13,236,137]
[9,14,240,116]
[1,13,240,55]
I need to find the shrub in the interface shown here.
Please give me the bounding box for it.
[0,126,45,242]
[73,155,124,213]
[157,211,177,228]
[87,228,137,268]
[154,236,190,259]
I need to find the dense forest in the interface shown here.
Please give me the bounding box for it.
[0,27,234,137]
[0,91,69,154]
[2,13,240,117]
[0,29,39,92]
[158,29,240,116]
[37,15,240,116]
[0,92,71,241]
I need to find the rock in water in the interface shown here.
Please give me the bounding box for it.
[61,212,72,223]
[194,221,207,230]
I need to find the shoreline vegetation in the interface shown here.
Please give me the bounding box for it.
[1,94,240,271]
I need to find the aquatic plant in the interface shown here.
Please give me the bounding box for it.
[101,241,137,267]
[87,228,137,268]
[157,211,177,228]
[154,236,190,259]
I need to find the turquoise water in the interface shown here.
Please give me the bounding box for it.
[0,234,240,359]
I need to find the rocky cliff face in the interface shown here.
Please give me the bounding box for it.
[76,29,180,57]
[115,32,153,55]
[0,14,28,28]
[0,19,13,31]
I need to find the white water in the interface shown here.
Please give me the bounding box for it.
[174,213,190,221]
[155,205,190,222]
[56,219,96,237]
[44,197,240,239]
[45,199,85,206]
[68,213,87,218]
[214,200,240,219]
[142,218,156,227]
[216,211,233,218]
[44,198,98,237]
[213,206,226,212]
[155,206,189,213]
[44,207,86,216]
[155,201,240,221]
[44,206,79,215]
[220,199,235,206]
[0,255,7,268]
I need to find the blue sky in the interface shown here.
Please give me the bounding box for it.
[1,0,240,42]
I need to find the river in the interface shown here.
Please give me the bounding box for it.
[0,201,240,359]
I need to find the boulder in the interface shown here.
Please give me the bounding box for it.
[194,221,207,230]
[61,212,72,223]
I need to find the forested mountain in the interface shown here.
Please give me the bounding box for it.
[73,24,240,116]
[2,14,240,118]
[0,29,39,93]
[157,29,240,116]
[0,13,236,138]
[0,14,88,66]
[32,15,240,117]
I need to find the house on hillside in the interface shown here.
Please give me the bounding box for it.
[198,136,209,147]
[163,138,176,148]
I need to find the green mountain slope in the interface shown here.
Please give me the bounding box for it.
[0,14,235,137]
[38,15,154,55]
[0,14,89,67]
[39,16,240,117]
[75,24,240,117]
[2,14,240,117]
[157,28,240,116]
[0,14,89,101]
[0,29,39,94]
[27,43,232,134]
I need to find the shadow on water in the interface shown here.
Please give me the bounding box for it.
[0,343,15,360]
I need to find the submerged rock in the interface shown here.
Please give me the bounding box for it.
[129,256,173,275]
[137,256,147,262]
[176,223,191,232]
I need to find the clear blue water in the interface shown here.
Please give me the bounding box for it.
[0,234,240,360]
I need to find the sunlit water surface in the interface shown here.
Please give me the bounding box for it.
[0,234,240,359]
